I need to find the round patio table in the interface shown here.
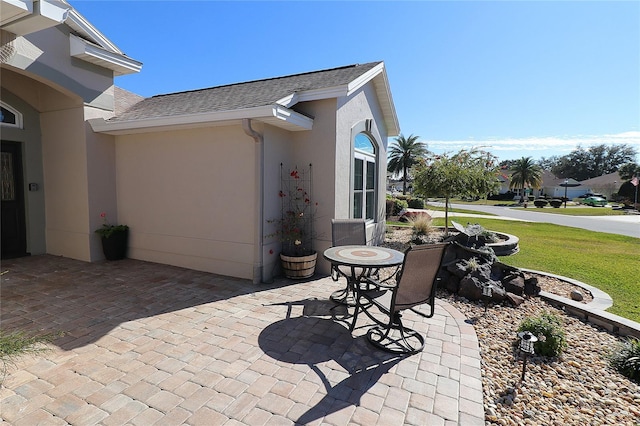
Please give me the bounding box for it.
[324,245,404,330]
[323,245,404,269]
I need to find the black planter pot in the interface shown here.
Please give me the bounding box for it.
[101,229,128,260]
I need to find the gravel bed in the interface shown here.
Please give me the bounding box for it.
[383,227,640,425]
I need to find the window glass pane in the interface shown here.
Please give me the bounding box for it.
[366,161,375,190]
[0,107,16,125]
[353,192,363,218]
[354,158,363,190]
[355,133,375,154]
[365,190,375,220]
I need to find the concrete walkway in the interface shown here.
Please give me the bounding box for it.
[0,255,484,426]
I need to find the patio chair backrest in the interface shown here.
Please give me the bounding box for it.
[393,243,448,312]
[331,219,367,247]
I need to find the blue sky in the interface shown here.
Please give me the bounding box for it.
[74,1,639,163]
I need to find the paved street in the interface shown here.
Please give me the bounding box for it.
[0,255,484,426]
[429,202,640,238]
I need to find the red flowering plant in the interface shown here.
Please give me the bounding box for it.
[268,165,317,257]
[95,212,129,238]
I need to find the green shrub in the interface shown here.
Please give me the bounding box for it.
[549,199,563,208]
[533,199,549,208]
[517,311,567,357]
[386,198,395,216]
[608,338,640,383]
[407,197,425,209]
[395,194,410,201]
[392,199,408,215]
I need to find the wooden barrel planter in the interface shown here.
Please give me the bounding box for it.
[280,252,317,279]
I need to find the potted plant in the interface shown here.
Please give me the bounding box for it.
[269,164,317,279]
[95,212,129,260]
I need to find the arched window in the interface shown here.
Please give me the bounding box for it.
[353,132,377,220]
[0,102,23,128]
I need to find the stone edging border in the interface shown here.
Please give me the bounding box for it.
[522,268,640,339]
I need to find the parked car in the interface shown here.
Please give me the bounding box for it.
[582,196,607,207]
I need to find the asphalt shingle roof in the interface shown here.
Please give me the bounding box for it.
[110,62,382,122]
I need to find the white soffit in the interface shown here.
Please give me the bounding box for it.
[89,105,314,135]
[1,1,32,26]
[1,0,69,35]
[69,34,142,76]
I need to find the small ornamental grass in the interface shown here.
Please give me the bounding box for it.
[410,215,433,236]
[517,311,567,357]
[608,338,640,383]
[0,330,61,382]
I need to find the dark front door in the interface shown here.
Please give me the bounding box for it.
[1,141,28,258]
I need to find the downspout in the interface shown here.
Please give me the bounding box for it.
[242,119,264,284]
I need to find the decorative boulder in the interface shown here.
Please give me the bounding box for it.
[505,293,525,306]
[503,273,525,296]
[570,289,584,301]
[524,276,542,296]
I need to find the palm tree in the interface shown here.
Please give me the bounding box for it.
[387,134,428,194]
[509,157,542,199]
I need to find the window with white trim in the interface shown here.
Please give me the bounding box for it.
[0,102,23,128]
[353,132,377,220]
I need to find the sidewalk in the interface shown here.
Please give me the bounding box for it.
[0,255,484,425]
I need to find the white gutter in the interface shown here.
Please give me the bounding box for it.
[89,104,313,135]
[242,118,265,285]
[69,34,142,76]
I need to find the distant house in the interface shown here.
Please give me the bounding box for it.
[499,169,624,201]
[1,1,400,283]
[580,172,622,199]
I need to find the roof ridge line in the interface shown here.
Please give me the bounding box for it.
[149,61,382,99]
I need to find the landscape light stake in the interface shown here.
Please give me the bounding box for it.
[518,331,537,382]
[482,283,493,314]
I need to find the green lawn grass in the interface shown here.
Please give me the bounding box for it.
[421,204,497,216]
[426,217,640,322]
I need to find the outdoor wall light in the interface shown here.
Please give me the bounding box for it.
[482,283,493,314]
[518,331,538,381]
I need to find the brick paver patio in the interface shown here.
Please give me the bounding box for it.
[0,255,484,425]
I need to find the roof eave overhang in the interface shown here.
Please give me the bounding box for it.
[89,104,313,136]
[276,62,400,137]
[70,34,142,76]
[65,8,122,53]
[1,0,69,35]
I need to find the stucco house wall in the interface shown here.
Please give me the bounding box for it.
[2,16,127,262]
[2,2,399,285]
[114,125,257,279]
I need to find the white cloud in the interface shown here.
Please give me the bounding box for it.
[424,132,640,161]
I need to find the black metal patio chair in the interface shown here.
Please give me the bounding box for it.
[362,243,448,354]
[329,219,378,305]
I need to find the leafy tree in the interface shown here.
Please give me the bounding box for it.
[413,148,500,234]
[498,159,516,169]
[551,144,637,180]
[509,157,543,195]
[537,155,560,171]
[619,163,640,180]
[387,134,428,194]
